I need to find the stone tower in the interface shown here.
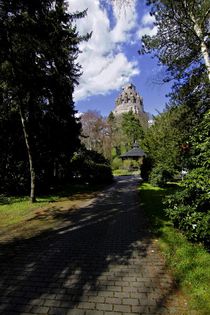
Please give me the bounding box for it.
[113,83,144,116]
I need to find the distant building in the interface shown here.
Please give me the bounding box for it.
[113,83,148,126]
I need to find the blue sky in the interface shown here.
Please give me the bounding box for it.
[69,0,172,117]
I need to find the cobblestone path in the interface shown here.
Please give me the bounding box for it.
[0,176,192,315]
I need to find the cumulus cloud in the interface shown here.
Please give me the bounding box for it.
[137,12,157,38]
[68,0,139,101]
[141,12,155,25]
[138,26,157,38]
[75,53,139,100]
[110,2,138,43]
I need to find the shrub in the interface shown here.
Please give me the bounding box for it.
[112,156,123,170]
[165,168,210,246]
[140,156,153,181]
[71,147,113,184]
[149,163,174,187]
[165,111,210,246]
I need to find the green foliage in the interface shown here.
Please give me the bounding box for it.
[140,156,152,181]
[139,183,210,314]
[142,0,210,82]
[112,156,123,170]
[71,146,113,184]
[108,110,145,170]
[0,0,89,196]
[140,0,210,246]
[165,111,210,245]
[121,111,144,147]
[149,163,174,187]
[165,169,210,245]
[143,106,190,183]
[123,159,140,171]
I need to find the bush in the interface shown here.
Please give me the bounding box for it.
[149,164,174,187]
[165,111,210,246]
[140,156,153,181]
[165,168,210,246]
[112,156,123,170]
[71,147,113,184]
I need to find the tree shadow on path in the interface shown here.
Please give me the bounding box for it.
[0,176,188,315]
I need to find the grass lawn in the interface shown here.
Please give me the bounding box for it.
[139,183,210,315]
[113,169,140,176]
[0,183,107,243]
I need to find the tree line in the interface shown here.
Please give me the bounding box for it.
[80,109,145,167]
[110,0,210,245]
[0,0,209,245]
[139,0,210,245]
[0,1,113,202]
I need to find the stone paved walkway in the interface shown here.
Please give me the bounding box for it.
[0,176,192,315]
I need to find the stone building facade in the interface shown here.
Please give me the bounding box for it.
[113,83,145,117]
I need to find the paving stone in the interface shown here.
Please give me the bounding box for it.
[113,304,131,312]
[77,302,95,310]
[44,299,61,307]
[122,298,139,305]
[96,303,113,311]
[0,176,195,315]
[88,296,105,303]
[86,311,103,315]
[105,297,121,304]
[30,305,49,314]
[98,291,114,297]
[49,306,68,315]
[67,310,85,315]
[114,292,130,299]
[106,285,121,292]
[132,305,151,313]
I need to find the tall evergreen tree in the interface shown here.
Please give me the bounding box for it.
[0,0,89,201]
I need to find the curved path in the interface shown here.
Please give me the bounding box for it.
[0,176,191,315]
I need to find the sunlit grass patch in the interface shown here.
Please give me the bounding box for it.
[0,182,107,242]
[0,195,59,229]
[139,182,210,315]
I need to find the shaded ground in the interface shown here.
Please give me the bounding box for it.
[0,176,193,314]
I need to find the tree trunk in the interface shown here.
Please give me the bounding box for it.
[200,40,210,82]
[18,105,36,202]
[190,13,210,82]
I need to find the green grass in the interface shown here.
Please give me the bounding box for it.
[0,195,59,229]
[113,169,140,176]
[139,183,210,315]
[0,182,107,232]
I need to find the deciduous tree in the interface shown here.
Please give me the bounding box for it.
[141,0,210,82]
[80,111,112,160]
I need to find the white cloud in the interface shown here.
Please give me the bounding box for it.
[110,2,138,43]
[75,53,139,100]
[68,0,139,101]
[141,12,155,26]
[138,26,158,38]
[137,12,157,39]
